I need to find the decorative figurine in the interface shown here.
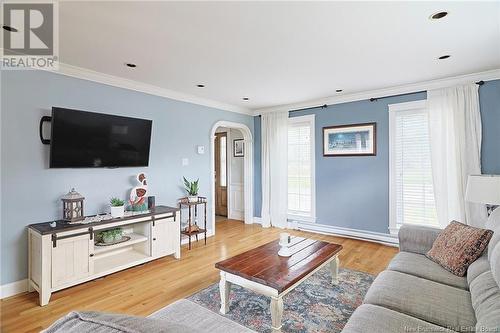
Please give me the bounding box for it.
[129,172,148,211]
[61,188,85,223]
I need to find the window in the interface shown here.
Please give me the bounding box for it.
[389,100,438,234]
[288,115,315,222]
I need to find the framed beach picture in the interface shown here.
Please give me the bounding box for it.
[323,122,376,156]
[233,139,244,157]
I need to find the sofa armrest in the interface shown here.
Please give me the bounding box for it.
[398,224,442,255]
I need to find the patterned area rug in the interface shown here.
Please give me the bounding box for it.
[188,267,374,333]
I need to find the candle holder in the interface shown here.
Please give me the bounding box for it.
[278,233,293,257]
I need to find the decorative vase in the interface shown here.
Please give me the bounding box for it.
[278,232,293,257]
[188,195,198,203]
[110,205,125,218]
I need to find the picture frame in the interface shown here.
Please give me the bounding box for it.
[323,122,376,156]
[233,139,244,157]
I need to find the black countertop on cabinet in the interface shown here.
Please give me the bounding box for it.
[28,205,179,235]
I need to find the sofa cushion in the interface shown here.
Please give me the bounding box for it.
[467,252,490,285]
[341,304,455,333]
[388,252,468,289]
[489,233,500,288]
[149,299,254,333]
[485,209,500,266]
[363,270,476,331]
[44,311,180,333]
[426,221,493,276]
[469,270,500,332]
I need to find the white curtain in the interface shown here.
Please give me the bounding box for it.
[261,111,288,228]
[428,83,487,227]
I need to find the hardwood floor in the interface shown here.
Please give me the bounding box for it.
[0,220,398,333]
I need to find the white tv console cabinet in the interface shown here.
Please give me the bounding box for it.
[28,206,180,306]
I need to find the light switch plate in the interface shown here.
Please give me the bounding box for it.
[182,158,189,166]
[197,145,205,154]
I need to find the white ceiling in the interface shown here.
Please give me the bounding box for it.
[58,1,500,113]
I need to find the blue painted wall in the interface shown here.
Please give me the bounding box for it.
[254,79,500,233]
[479,79,500,174]
[1,70,253,284]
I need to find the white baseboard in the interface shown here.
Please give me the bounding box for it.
[228,212,244,221]
[297,222,399,247]
[253,217,262,224]
[1,279,28,299]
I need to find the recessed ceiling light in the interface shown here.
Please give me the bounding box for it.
[2,25,18,32]
[242,97,249,101]
[335,89,343,93]
[438,55,451,60]
[125,63,137,68]
[197,84,205,88]
[429,11,448,20]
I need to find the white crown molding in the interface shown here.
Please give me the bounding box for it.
[44,62,253,115]
[254,69,500,115]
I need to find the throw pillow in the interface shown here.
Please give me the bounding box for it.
[426,221,493,276]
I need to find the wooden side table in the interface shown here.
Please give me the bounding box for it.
[178,196,207,250]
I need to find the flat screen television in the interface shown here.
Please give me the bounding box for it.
[49,107,152,168]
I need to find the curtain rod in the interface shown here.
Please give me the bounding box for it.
[258,80,486,116]
[368,80,484,102]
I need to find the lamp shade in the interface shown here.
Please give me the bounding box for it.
[466,175,500,205]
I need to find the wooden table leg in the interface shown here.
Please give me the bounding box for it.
[219,272,231,314]
[270,296,283,332]
[330,256,340,284]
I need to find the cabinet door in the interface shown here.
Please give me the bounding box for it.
[152,217,175,258]
[51,234,92,288]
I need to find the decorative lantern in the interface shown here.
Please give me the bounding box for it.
[61,188,85,222]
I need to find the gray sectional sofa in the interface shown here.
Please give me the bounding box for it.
[342,217,500,333]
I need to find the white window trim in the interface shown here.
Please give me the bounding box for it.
[287,114,316,223]
[388,99,428,235]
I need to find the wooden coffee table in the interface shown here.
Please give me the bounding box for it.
[215,237,342,331]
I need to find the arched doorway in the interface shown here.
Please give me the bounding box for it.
[210,121,254,234]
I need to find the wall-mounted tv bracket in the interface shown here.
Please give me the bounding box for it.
[39,116,52,145]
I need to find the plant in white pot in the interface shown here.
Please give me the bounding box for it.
[110,197,125,218]
[183,177,199,203]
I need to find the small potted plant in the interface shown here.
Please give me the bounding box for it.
[183,177,199,203]
[111,228,123,242]
[110,197,125,218]
[100,230,114,244]
[97,228,123,244]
